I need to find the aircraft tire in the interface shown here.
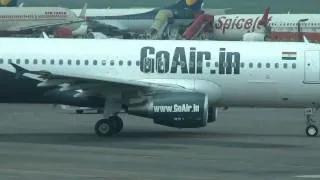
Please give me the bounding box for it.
[76,110,84,114]
[97,109,103,114]
[305,125,318,137]
[110,116,123,134]
[95,119,114,137]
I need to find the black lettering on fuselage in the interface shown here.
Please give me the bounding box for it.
[156,51,170,73]
[189,47,196,74]
[140,46,155,73]
[219,48,226,74]
[139,46,240,75]
[196,51,211,74]
[170,47,188,74]
[227,52,240,74]
[219,48,240,74]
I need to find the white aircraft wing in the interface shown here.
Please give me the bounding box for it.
[9,63,195,98]
[8,19,85,32]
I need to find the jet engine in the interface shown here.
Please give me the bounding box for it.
[126,92,213,128]
[54,27,73,38]
[87,32,109,39]
[72,24,88,36]
[149,9,174,39]
[207,105,218,123]
[242,32,266,41]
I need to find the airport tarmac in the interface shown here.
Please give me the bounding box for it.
[0,104,319,180]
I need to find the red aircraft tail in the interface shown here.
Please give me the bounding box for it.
[258,6,270,26]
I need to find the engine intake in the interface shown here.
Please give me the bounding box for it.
[242,32,266,41]
[127,92,209,128]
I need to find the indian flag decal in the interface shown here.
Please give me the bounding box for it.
[282,51,297,60]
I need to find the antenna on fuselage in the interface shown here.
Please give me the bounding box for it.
[303,35,310,43]
[41,32,49,39]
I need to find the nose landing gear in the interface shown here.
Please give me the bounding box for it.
[305,108,318,137]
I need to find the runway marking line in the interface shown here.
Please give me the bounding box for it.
[0,168,96,178]
[294,175,320,178]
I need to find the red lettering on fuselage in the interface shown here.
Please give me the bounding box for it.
[215,16,273,34]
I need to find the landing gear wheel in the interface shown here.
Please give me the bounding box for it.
[304,108,318,137]
[306,125,318,137]
[76,109,83,114]
[94,119,114,137]
[109,116,123,134]
[97,109,103,114]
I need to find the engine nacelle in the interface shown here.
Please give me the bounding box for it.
[54,27,73,38]
[87,32,109,39]
[127,92,209,128]
[207,106,218,123]
[149,9,173,39]
[242,32,266,41]
[72,24,88,36]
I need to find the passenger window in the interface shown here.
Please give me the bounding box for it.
[25,59,29,64]
[93,60,97,65]
[76,60,80,65]
[50,59,54,65]
[84,60,89,65]
[275,63,279,68]
[42,59,46,65]
[136,61,140,66]
[101,60,106,65]
[240,62,245,68]
[0,58,3,64]
[223,62,228,68]
[215,62,219,67]
[110,60,115,66]
[127,60,132,66]
[16,59,21,64]
[292,63,296,69]
[257,63,262,68]
[206,62,210,67]
[119,60,123,66]
[68,59,72,65]
[249,62,253,68]
[59,59,63,65]
[33,59,38,64]
[8,59,12,64]
[266,63,270,68]
[283,63,288,69]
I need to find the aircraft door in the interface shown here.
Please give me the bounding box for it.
[304,50,320,83]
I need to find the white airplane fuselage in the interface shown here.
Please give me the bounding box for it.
[0,7,83,35]
[72,8,320,42]
[211,14,320,41]
[71,8,224,33]
[1,38,320,108]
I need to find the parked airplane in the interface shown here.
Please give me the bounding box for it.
[209,7,320,42]
[71,0,206,37]
[0,0,17,7]
[0,4,88,37]
[71,5,320,42]
[2,37,320,138]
